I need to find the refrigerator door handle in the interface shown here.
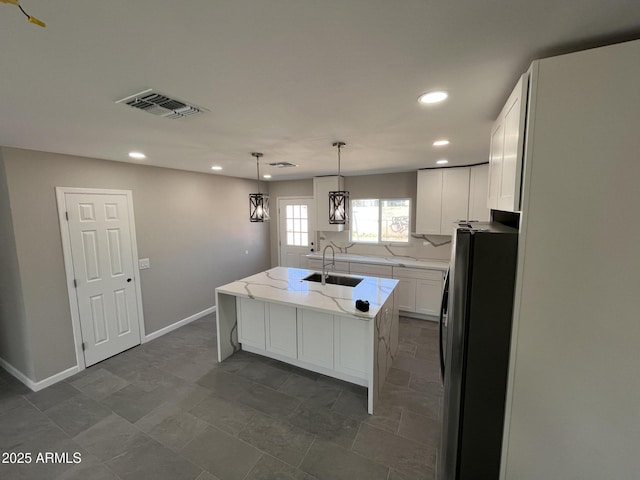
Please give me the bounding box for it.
[439,268,450,382]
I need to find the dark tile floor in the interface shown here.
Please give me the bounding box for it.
[0,315,443,480]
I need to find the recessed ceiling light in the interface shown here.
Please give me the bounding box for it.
[211,166,223,171]
[128,151,146,160]
[433,139,450,147]
[418,91,448,104]
[263,174,272,179]
[436,159,449,165]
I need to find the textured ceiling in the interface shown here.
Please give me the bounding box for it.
[1,0,639,180]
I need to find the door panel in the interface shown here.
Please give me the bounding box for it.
[237,297,266,349]
[66,193,141,366]
[266,303,297,358]
[297,310,333,368]
[279,198,315,268]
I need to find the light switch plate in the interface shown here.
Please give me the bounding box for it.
[138,258,150,270]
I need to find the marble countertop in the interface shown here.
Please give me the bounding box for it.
[306,252,449,271]
[216,266,398,320]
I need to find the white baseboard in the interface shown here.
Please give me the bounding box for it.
[0,357,79,392]
[0,306,216,392]
[143,306,216,343]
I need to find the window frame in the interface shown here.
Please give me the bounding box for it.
[349,198,411,245]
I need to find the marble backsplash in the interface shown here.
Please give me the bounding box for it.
[317,230,452,262]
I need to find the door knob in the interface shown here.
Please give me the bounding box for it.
[127,278,132,283]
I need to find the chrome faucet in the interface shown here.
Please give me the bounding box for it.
[321,245,335,285]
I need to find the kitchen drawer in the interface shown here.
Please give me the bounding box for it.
[307,259,349,273]
[393,267,444,281]
[349,263,393,278]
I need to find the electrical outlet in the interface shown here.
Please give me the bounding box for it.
[138,258,150,270]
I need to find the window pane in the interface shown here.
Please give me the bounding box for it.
[293,219,301,233]
[381,199,410,243]
[287,219,293,232]
[351,199,379,243]
[294,232,301,245]
[301,233,308,246]
[293,205,300,218]
[300,205,308,219]
[286,205,293,217]
[301,218,308,233]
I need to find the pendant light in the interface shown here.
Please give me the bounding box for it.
[328,141,349,224]
[249,152,270,222]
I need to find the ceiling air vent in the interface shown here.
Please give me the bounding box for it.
[268,162,298,168]
[115,89,208,119]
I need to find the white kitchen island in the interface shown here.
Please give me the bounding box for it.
[215,266,399,414]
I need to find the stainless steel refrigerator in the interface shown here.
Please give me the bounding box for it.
[437,221,518,480]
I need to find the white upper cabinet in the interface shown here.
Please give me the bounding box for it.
[416,167,470,235]
[416,169,443,234]
[488,73,529,212]
[313,176,344,232]
[441,168,471,234]
[468,164,490,222]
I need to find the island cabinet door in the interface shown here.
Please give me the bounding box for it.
[265,303,297,359]
[334,316,369,380]
[297,310,334,369]
[237,297,266,350]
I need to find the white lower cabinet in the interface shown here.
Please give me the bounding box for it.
[415,278,444,316]
[349,263,393,278]
[396,277,417,312]
[237,299,373,383]
[334,316,369,378]
[296,309,334,369]
[237,297,266,349]
[265,303,297,359]
[393,267,444,317]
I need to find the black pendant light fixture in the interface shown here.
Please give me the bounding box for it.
[249,152,270,222]
[328,141,349,224]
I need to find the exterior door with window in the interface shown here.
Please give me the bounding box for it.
[64,192,142,366]
[279,197,315,268]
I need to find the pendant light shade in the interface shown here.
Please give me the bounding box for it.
[329,141,349,225]
[249,152,270,222]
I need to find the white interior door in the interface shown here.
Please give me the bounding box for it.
[64,192,142,366]
[278,197,315,268]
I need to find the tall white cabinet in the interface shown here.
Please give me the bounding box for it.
[500,40,640,479]
[488,74,528,212]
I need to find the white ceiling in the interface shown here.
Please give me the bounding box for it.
[1,1,639,181]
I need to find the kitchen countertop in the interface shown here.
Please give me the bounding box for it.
[215,266,398,320]
[306,252,449,271]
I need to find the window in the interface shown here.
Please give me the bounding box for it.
[285,204,309,246]
[350,199,410,243]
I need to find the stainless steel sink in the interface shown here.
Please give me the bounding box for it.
[303,272,363,287]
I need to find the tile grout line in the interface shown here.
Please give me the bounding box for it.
[350,420,364,451]
[297,435,317,469]
[396,407,404,435]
